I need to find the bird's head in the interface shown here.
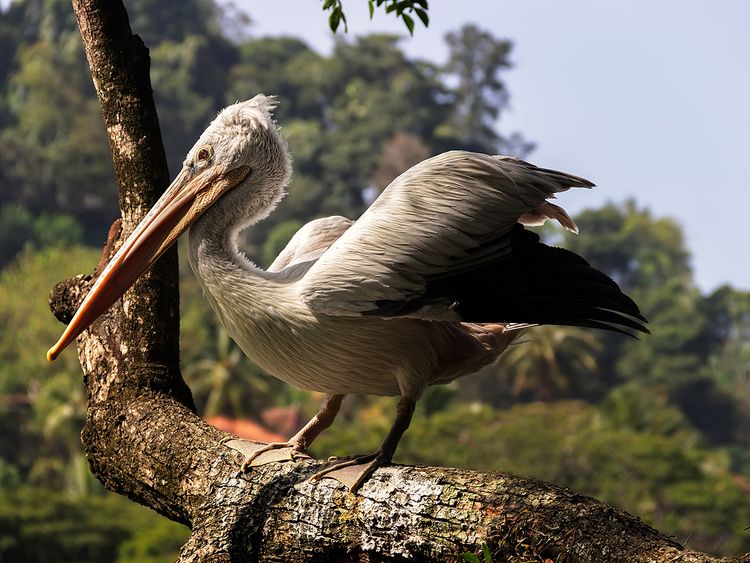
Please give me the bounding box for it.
[47,95,291,361]
[187,96,291,229]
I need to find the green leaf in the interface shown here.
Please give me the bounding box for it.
[328,9,340,32]
[402,13,415,35]
[368,0,375,18]
[339,8,348,32]
[482,542,492,562]
[415,7,429,27]
[462,553,481,563]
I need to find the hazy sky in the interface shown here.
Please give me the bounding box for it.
[240,0,749,293]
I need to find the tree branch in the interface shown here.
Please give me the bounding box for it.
[70,0,184,379]
[49,0,747,561]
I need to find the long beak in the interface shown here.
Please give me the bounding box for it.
[47,164,251,362]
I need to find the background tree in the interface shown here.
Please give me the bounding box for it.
[499,325,602,401]
[444,24,534,156]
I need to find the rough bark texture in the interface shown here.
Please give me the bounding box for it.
[66,0,194,518]
[51,0,749,561]
[71,0,184,376]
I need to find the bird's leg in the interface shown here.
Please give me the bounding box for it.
[240,394,344,471]
[310,395,416,491]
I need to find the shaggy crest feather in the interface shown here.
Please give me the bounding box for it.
[220,94,279,129]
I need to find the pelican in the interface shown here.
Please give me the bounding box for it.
[48,95,647,490]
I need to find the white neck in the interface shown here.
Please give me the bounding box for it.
[187,201,277,281]
[187,193,287,333]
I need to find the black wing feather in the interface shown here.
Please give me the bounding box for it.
[369,225,649,337]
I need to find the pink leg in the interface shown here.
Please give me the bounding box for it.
[240,394,344,472]
[310,395,416,491]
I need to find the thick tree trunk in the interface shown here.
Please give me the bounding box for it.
[50,0,747,561]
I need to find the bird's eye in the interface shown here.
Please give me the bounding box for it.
[195,146,213,165]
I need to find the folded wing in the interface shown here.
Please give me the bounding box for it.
[269,215,353,273]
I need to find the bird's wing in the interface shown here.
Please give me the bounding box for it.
[299,151,647,335]
[268,215,353,273]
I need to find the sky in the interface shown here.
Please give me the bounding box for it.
[239,0,750,293]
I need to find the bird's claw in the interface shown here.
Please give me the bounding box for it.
[216,435,237,449]
[310,451,387,491]
[219,438,312,477]
[326,454,353,463]
[239,441,311,472]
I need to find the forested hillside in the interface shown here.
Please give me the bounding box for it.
[1,0,749,560]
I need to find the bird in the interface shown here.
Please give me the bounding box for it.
[47,95,648,490]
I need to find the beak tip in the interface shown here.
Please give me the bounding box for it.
[47,347,58,363]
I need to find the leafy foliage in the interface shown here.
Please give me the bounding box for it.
[0,245,100,493]
[462,542,492,563]
[0,486,188,563]
[444,24,533,156]
[0,204,82,266]
[499,325,602,401]
[0,34,116,239]
[321,0,430,35]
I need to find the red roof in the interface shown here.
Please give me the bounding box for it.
[206,415,286,443]
[261,406,304,437]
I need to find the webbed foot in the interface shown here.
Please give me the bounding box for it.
[309,451,388,491]
[240,440,311,472]
[219,439,312,477]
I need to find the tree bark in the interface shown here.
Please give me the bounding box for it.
[51,0,747,561]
